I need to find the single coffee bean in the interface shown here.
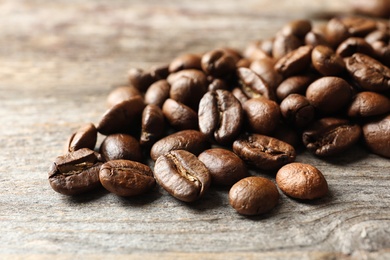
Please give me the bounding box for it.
[229,176,279,216]
[201,49,236,77]
[347,91,390,117]
[150,64,170,80]
[208,78,229,91]
[345,53,390,92]
[243,97,280,135]
[302,117,362,156]
[237,67,276,101]
[233,133,296,171]
[48,148,102,195]
[218,47,243,63]
[140,104,165,148]
[272,33,302,60]
[250,58,283,90]
[371,41,390,67]
[274,45,312,77]
[336,37,374,58]
[362,114,390,158]
[65,123,97,153]
[128,68,157,92]
[365,30,390,44]
[276,162,328,200]
[150,130,210,161]
[97,96,145,135]
[100,133,142,162]
[162,98,198,130]
[276,74,316,101]
[106,86,142,108]
[305,30,330,47]
[154,150,211,202]
[306,77,352,115]
[280,94,315,128]
[244,40,272,61]
[99,160,155,197]
[169,53,202,73]
[198,148,248,186]
[198,90,243,144]
[311,45,345,76]
[144,79,171,108]
[280,19,312,39]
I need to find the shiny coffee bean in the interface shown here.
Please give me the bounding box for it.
[99,160,155,197]
[280,19,312,39]
[150,64,170,80]
[169,53,202,73]
[371,41,390,67]
[162,98,198,130]
[100,133,142,162]
[274,45,312,77]
[244,40,272,61]
[311,45,345,76]
[362,114,390,158]
[140,104,165,148]
[232,87,249,105]
[237,67,276,101]
[347,91,390,117]
[198,148,248,186]
[208,78,229,91]
[106,86,142,108]
[65,123,97,153]
[201,49,236,77]
[276,74,316,101]
[250,58,283,91]
[365,30,390,44]
[198,90,243,144]
[154,150,211,202]
[272,33,302,60]
[48,148,102,195]
[336,37,374,58]
[233,133,296,171]
[144,79,171,108]
[276,162,328,200]
[229,176,279,216]
[280,94,315,128]
[128,68,157,92]
[305,30,330,47]
[302,117,362,156]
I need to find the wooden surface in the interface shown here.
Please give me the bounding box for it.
[1,0,390,259]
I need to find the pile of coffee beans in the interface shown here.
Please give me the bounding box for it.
[48,14,390,216]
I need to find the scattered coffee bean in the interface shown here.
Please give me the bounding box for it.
[162,98,198,130]
[169,53,202,73]
[237,67,276,101]
[106,86,142,108]
[65,123,97,153]
[362,114,390,158]
[140,104,165,148]
[347,91,390,117]
[100,133,142,162]
[274,45,312,77]
[279,94,315,128]
[144,79,171,108]
[311,45,345,76]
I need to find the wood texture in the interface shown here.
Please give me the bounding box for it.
[0,0,389,259]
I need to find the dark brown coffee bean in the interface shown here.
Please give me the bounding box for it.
[162,98,198,130]
[280,94,315,128]
[201,49,236,77]
[236,67,276,101]
[311,45,345,76]
[371,41,390,67]
[65,123,97,153]
[232,87,249,105]
[276,162,328,200]
[352,0,390,18]
[99,160,155,197]
[150,64,170,80]
[305,30,330,47]
[144,79,170,108]
[198,90,243,144]
[208,78,229,91]
[345,53,390,92]
[150,130,210,161]
[306,77,352,115]
[281,19,312,39]
[336,37,374,58]
[365,30,390,44]
[167,69,208,109]
[243,97,280,135]
[244,40,272,61]
[154,150,211,202]
[128,68,157,92]
[140,104,165,148]
[48,148,102,195]
[274,45,312,77]
[198,148,248,186]
[100,133,142,162]
[347,91,390,117]
[106,86,142,108]
[233,133,296,171]
[250,58,283,91]
[362,114,390,158]
[169,53,202,73]
[276,74,316,101]
[97,96,145,135]
[302,117,362,156]
[272,33,302,60]
[229,176,279,216]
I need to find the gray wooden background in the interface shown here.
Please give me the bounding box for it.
[0,0,389,259]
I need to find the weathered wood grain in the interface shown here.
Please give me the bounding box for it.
[0,0,389,259]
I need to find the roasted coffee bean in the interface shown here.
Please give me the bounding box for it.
[280,94,315,128]
[198,148,248,186]
[237,67,276,101]
[244,40,272,61]
[150,64,170,80]
[236,58,251,68]
[144,79,171,108]
[362,114,390,158]
[305,30,330,47]
[150,130,210,161]
[232,87,249,105]
[162,98,198,130]
[140,104,165,148]
[97,96,145,135]
[306,77,352,115]
[219,47,243,63]
[201,49,236,77]
[274,45,312,77]
[100,133,142,162]
[169,53,202,73]
[302,117,362,156]
[371,41,390,67]
[250,58,283,90]
[198,90,243,144]
[276,162,328,200]
[347,91,390,117]
[365,30,390,44]
[345,53,390,92]
[208,78,229,91]
[352,0,390,18]
[154,150,211,202]
[65,123,97,153]
[48,148,102,195]
[276,74,316,101]
[128,68,157,92]
[336,37,374,58]
[167,69,208,109]
[106,86,142,108]
[229,176,279,216]
[272,33,302,60]
[233,133,296,171]
[311,45,345,76]
[99,160,155,197]
[280,19,312,39]
[243,97,280,135]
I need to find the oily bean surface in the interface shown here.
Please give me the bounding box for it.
[363,114,390,158]
[140,104,165,148]
[65,123,97,153]
[100,133,142,162]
